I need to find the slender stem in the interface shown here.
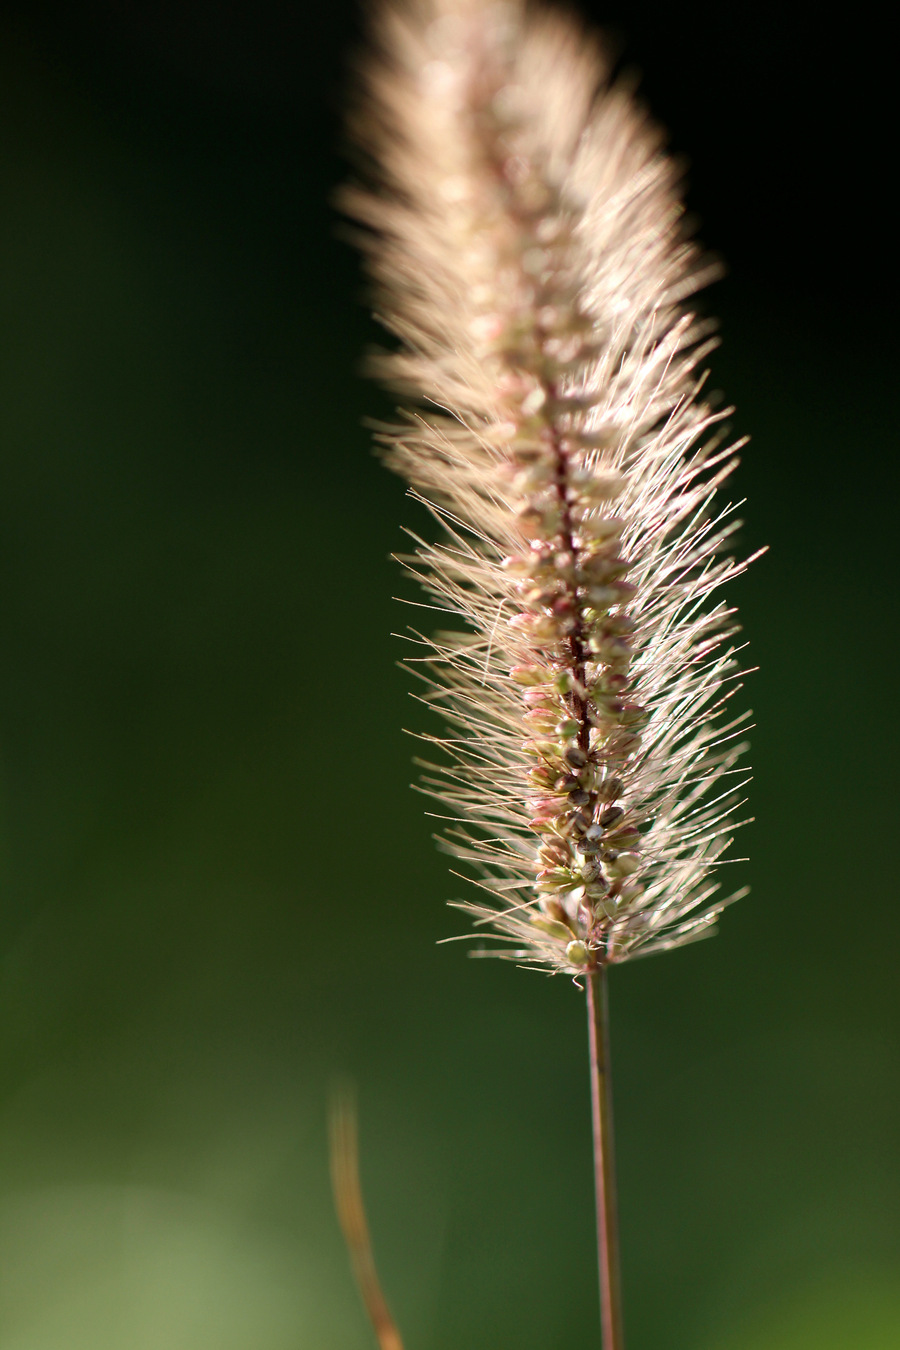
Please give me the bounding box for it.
[587,966,625,1350]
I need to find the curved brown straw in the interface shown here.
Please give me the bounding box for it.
[329,1086,405,1350]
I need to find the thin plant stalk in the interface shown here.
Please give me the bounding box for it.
[587,968,624,1350]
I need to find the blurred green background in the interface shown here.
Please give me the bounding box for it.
[0,1,896,1347]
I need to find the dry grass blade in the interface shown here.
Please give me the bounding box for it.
[329,1085,405,1350]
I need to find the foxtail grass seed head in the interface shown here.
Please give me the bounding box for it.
[345,0,757,976]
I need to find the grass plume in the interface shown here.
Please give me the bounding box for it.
[344,0,756,975]
[341,0,758,1342]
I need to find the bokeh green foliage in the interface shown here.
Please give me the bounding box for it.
[0,3,896,1347]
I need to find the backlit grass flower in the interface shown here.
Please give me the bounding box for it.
[344,0,757,980]
[339,4,762,1345]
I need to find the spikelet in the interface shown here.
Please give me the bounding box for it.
[344,0,757,974]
